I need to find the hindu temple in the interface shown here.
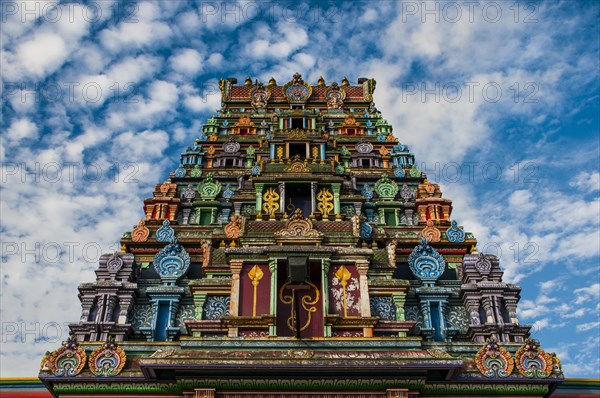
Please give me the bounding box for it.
[37,73,566,397]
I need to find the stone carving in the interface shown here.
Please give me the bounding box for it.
[131,219,150,242]
[224,215,245,239]
[446,306,469,332]
[47,335,87,377]
[202,296,230,320]
[361,184,374,201]
[89,336,126,377]
[153,239,190,284]
[223,137,240,153]
[156,219,175,242]
[355,138,373,154]
[370,297,396,321]
[222,184,235,201]
[421,220,441,242]
[386,240,397,268]
[190,165,202,178]
[515,338,554,378]
[446,220,465,242]
[359,221,373,239]
[182,184,196,202]
[474,252,492,275]
[409,164,421,178]
[316,188,334,216]
[283,73,312,103]
[400,184,413,201]
[198,173,222,200]
[174,166,186,177]
[274,209,323,240]
[106,252,124,274]
[408,238,446,285]
[325,82,345,109]
[375,174,398,201]
[394,167,405,178]
[130,305,152,329]
[283,159,310,173]
[250,82,270,109]
[475,338,514,378]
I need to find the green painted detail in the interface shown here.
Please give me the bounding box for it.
[191,165,203,178]
[375,174,399,200]
[177,378,425,392]
[334,164,345,175]
[421,382,549,396]
[53,382,181,394]
[198,173,222,200]
[140,262,150,269]
[247,145,256,156]
[409,164,421,178]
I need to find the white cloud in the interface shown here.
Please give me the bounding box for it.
[577,321,600,332]
[570,171,600,192]
[5,118,38,143]
[170,49,203,75]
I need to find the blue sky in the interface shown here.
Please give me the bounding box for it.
[1,0,599,378]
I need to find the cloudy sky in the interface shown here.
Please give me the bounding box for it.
[1,0,599,378]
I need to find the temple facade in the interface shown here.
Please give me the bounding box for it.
[39,73,564,397]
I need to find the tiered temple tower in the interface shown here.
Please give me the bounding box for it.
[40,73,563,397]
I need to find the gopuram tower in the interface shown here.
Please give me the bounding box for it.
[39,73,564,397]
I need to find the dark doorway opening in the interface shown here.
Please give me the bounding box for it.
[288,143,307,159]
[291,118,304,129]
[285,183,312,216]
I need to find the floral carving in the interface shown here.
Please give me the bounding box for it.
[375,174,398,201]
[153,239,190,284]
[198,173,222,200]
[421,220,441,242]
[446,220,466,242]
[224,215,245,239]
[156,219,175,242]
[274,209,323,240]
[408,238,446,285]
[131,219,150,242]
[47,334,87,377]
[515,338,554,378]
[475,338,514,378]
[89,336,126,377]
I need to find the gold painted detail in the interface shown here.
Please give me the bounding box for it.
[279,280,320,332]
[316,188,334,216]
[283,160,311,173]
[262,188,280,216]
[335,265,352,317]
[248,265,264,317]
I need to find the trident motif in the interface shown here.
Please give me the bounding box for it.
[248,265,264,317]
[335,265,352,317]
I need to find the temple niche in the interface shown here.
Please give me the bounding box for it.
[40,73,563,397]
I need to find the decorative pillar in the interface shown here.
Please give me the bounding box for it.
[254,183,264,214]
[356,259,372,337]
[229,260,243,337]
[482,296,495,324]
[504,296,519,325]
[331,183,341,215]
[311,182,317,214]
[321,259,331,337]
[391,293,406,321]
[193,292,208,320]
[268,259,278,336]
[320,144,325,163]
[278,182,285,214]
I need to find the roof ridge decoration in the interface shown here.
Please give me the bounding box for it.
[153,238,191,285]
[515,338,554,378]
[250,81,270,109]
[283,72,313,103]
[88,336,127,377]
[325,81,345,109]
[198,173,222,200]
[475,337,514,378]
[408,237,446,286]
[156,219,175,242]
[274,209,323,244]
[446,220,466,242]
[46,334,87,377]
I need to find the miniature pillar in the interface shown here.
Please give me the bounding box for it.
[331,183,341,215]
[321,259,331,337]
[356,259,372,337]
[229,260,243,337]
[268,259,278,336]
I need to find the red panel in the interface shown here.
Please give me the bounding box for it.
[276,262,323,337]
[239,264,271,317]
[328,265,361,317]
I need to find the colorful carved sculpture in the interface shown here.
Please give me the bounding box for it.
[89,337,126,377]
[475,338,514,377]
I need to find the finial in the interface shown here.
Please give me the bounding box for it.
[244,77,252,86]
[341,76,349,86]
[268,77,276,86]
[317,76,325,86]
